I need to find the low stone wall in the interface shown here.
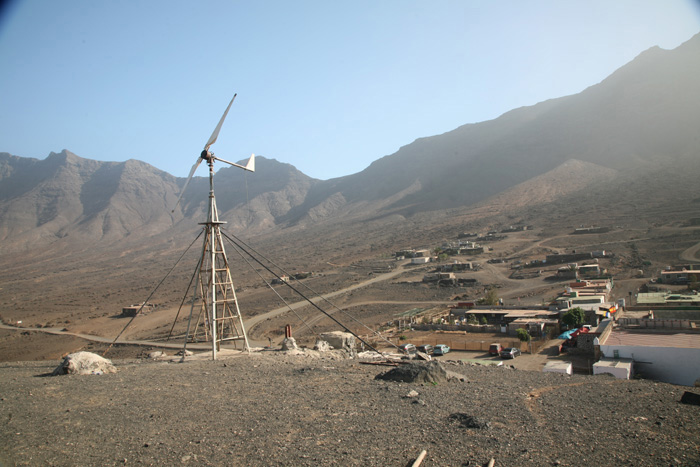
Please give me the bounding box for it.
[650,311,700,321]
[618,318,694,329]
[398,336,547,355]
[407,337,522,353]
[572,333,596,355]
[411,324,501,333]
[626,306,700,313]
[594,319,614,359]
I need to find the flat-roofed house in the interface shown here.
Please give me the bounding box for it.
[598,328,700,386]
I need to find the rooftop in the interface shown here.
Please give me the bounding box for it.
[594,358,634,369]
[602,330,700,349]
[543,361,572,371]
[465,309,559,319]
[510,318,558,324]
[637,292,700,304]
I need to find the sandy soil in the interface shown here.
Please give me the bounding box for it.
[1,225,698,362]
[0,351,698,466]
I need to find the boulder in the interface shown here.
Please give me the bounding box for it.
[449,413,491,429]
[680,391,700,406]
[313,339,332,351]
[320,331,356,352]
[282,337,298,350]
[52,351,117,376]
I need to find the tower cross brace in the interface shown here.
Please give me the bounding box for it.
[183,158,250,359]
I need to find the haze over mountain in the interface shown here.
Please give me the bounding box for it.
[289,32,700,219]
[1,33,699,254]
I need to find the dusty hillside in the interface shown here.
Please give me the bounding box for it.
[286,33,700,217]
[473,159,618,212]
[0,353,698,466]
[1,34,699,362]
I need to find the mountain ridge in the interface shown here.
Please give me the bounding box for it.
[1,32,699,253]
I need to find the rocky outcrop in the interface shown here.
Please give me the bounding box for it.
[375,361,448,384]
[52,351,117,375]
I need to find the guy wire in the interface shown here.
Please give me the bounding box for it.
[103,230,204,356]
[221,230,385,355]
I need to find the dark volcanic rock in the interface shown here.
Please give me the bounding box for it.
[448,413,491,429]
[0,354,699,466]
[680,391,700,406]
[375,361,448,384]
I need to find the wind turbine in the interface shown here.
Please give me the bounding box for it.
[173,93,255,212]
[175,93,255,360]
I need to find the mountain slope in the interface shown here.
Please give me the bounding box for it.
[0,151,318,252]
[1,33,699,251]
[474,159,619,213]
[0,151,176,247]
[283,32,700,222]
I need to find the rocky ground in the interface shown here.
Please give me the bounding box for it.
[1,350,698,467]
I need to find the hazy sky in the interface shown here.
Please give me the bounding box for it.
[1,1,699,180]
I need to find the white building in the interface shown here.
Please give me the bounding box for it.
[598,330,700,386]
[593,358,634,380]
[411,257,431,264]
[543,361,573,375]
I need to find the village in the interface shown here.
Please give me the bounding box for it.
[105,222,700,389]
[353,226,700,388]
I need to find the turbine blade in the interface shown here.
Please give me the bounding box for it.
[172,158,203,212]
[204,93,237,151]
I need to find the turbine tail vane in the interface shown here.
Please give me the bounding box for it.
[211,152,255,172]
[245,153,255,172]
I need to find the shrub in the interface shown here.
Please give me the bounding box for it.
[477,287,499,306]
[562,307,586,328]
[516,328,531,342]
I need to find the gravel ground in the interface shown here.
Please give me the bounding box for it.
[0,350,698,467]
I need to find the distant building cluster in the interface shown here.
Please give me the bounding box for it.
[390,227,700,387]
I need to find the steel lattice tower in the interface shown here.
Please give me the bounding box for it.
[183,156,251,359]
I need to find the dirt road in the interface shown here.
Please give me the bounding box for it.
[0,319,212,352]
[680,240,700,262]
[1,261,420,352]
[244,261,416,332]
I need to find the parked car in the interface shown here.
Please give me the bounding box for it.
[398,343,417,355]
[417,344,434,355]
[489,343,503,356]
[433,345,450,356]
[500,347,521,359]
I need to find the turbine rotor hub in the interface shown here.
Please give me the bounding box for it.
[201,149,214,162]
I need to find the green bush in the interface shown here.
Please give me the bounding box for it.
[477,287,499,306]
[516,328,531,342]
[562,307,586,328]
